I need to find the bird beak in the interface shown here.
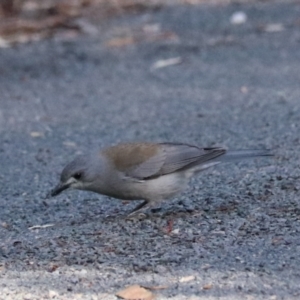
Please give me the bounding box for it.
[50,182,71,197]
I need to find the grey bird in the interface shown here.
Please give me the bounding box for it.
[51,142,272,216]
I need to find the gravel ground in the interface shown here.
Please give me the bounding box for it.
[1,1,300,299]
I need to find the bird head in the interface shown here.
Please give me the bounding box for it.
[51,154,103,197]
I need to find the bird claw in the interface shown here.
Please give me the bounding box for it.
[126,211,147,220]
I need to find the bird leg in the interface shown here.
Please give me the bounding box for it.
[127,200,149,217]
[128,200,162,218]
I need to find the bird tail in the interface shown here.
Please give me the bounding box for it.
[219,149,273,162]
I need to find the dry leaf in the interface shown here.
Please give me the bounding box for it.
[166,219,174,234]
[171,228,180,235]
[202,284,213,290]
[207,36,234,47]
[28,224,55,230]
[240,86,248,94]
[116,285,155,300]
[201,264,211,270]
[263,23,285,33]
[0,37,9,48]
[143,23,160,34]
[48,264,59,273]
[63,141,77,147]
[179,275,195,283]
[48,290,59,298]
[105,36,135,48]
[152,57,182,69]
[1,222,9,229]
[272,237,283,245]
[30,131,44,137]
[145,31,179,43]
[0,264,5,272]
[230,11,247,25]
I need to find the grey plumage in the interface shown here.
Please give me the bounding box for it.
[51,142,272,216]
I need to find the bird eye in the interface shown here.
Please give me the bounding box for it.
[73,172,82,180]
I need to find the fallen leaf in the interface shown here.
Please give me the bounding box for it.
[263,23,285,33]
[201,264,211,270]
[0,16,68,45]
[272,237,283,245]
[63,141,77,147]
[166,219,174,234]
[171,228,180,235]
[48,290,59,298]
[30,131,44,138]
[143,23,161,34]
[146,31,179,43]
[105,36,135,48]
[28,224,55,230]
[116,285,155,300]
[240,86,248,94]
[207,36,235,47]
[179,275,195,283]
[230,11,247,25]
[48,264,59,273]
[152,57,182,69]
[74,19,98,35]
[1,222,9,229]
[202,284,213,290]
[0,37,9,48]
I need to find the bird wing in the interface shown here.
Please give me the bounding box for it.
[103,142,165,179]
[157,143,226,176]
[106,142,226,180]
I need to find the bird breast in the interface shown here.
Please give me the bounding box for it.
[92,172,189,201]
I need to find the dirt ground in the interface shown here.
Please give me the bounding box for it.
[1,0,300,299]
